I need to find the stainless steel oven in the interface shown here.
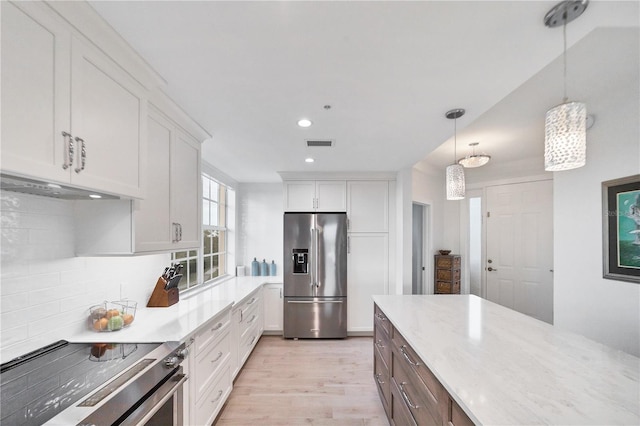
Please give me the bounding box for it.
[1,340,189,426]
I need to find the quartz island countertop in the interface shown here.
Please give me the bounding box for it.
[68,276,282,344]
[372,294,640,425]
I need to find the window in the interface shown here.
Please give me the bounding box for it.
[171,173,232,291]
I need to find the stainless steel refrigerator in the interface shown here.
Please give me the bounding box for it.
[283,212,347,338]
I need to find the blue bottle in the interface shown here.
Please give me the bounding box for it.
[260,259,268,276]
[270,260,277,276]
[251,258,259,276]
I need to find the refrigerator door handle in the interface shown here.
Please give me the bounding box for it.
[314,227,320,291]
[286,300,344,304]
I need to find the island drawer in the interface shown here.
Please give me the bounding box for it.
[374,346,391,416]
[374,304,391,336]
[392,331,446,415]
[449,397,475,426]
[390,378,417,426]
[374,322,391,369]
[392,345,443,425]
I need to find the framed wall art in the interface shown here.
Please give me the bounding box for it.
[602,174,640,283]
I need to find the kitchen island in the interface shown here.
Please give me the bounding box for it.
[373,295,639,425]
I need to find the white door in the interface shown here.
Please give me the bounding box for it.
[485,180,553,323]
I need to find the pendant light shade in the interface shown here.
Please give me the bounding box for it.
[544,100,586,171]
[446,163,466,200]
[445,108,466,200]
[544,0,589,172]
[458,142,491,168]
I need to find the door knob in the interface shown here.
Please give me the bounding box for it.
[487,267,497,272]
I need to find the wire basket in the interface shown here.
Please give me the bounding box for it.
[88,300,137,332]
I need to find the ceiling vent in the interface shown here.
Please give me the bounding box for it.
[306,139,334,148]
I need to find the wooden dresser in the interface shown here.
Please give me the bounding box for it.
[434,254,461,294]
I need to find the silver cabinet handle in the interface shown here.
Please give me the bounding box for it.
[178,223,182,241]
[211,389,223,403]
[375,313,387,322]
[74,137,86,173]
[172,223,179,243]
[400,345,420,366]
[375,373,385,385]
[347,236,351,254]
[62,131,73,170]
[375,339,385,349]
[279,288,282,299]
[210,351,223,363]
[211,322,223,332]
[399,382,419,409]
[247,297,256,305]
[287,300,343,304]
[248,335,257,346]
[247,314,257,324]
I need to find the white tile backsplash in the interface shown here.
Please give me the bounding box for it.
[0,191,169,363]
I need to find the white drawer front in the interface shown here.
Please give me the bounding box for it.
[194,329,231,396]
[195,364,231,426]
[194,311,231,357]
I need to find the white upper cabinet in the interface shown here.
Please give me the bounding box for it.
[1,2,71,183]
[1,1,147,199]
[284,180,346,212]
[135,107,201,252]
[347,181,389,232]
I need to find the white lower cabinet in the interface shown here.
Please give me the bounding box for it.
[187,307,232,426]
[231,288,263,379]
[263,283,283,333]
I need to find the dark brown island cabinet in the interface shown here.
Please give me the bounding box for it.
[434,255,461,294]
[373,304,474,425]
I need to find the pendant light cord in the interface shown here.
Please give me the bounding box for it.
[562,5,568,103]
[453,117,457,162]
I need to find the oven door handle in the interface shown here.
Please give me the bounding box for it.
[126,372,188,425]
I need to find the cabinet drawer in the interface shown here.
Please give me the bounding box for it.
[436,281,452,293]
[392,350,442,425]
[374,324,391,370]
[449,397,475,426]
[239,298,261,339]
[194,329,231,396]
[239,319,261,366]
[374,304,391,336]
[374,346,390,415]
[194,365,231,426]
[194,311,231,357]
[392,331,446,423]
[436,268,460,281]
[390,378,417,426]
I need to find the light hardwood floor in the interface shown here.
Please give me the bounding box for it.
[215,336,389,425]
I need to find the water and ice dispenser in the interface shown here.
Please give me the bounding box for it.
[292,249,308,274]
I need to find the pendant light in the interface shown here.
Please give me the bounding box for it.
[458,142,491,168]
[544,0,588,171]
[445,108,466,200]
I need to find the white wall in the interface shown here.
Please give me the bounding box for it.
[554,68,640,356]
[0,192,169,363]
[236,183,283,276]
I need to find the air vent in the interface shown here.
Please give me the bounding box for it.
[306,140,334,148]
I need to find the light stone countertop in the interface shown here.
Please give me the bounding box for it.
[69,276,282,344]
[372,294,640,425]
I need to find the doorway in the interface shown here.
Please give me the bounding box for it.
[485,180,554,323]
[412,203,429,294]
[468,196,482,297]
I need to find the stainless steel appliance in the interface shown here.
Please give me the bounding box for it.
[0,340,188,426]
[283,212,347,338]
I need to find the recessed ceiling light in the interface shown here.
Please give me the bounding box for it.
[305,157,315,163]
[89,194,102,199]
[297,119,312,128]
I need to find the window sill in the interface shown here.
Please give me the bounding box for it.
[180,274,233,299]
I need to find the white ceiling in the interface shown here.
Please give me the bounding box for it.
[89,1,639,183]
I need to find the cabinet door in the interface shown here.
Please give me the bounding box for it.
[134,112,172,252]
[347,233,388,332]
[284,181,315,211]
[171,130,201,249]
[347,181,389,232]
[70,37,146,198]
[1,2,71,182]
[263,284,283,332]
[316,181,346,211]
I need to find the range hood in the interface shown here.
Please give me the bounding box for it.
[0,174,119,200]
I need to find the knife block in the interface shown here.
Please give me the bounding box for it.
[147,276,179,307]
